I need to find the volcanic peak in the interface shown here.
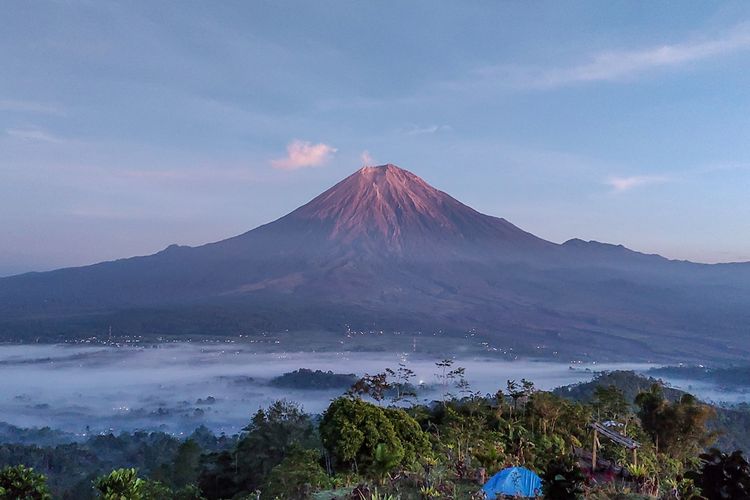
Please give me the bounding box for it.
[288,164,461,243]
[275,163,549,257]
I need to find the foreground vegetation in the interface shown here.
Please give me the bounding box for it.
[1,368,749,499]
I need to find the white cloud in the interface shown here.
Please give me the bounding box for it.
[465,23,750,90]
[606,175,669,192]
[546,26,750,86]
[5,128,64,144]
[271,140,337,170]
[605,163,750,193]
[403,124,452,136]
[360,150,374,166]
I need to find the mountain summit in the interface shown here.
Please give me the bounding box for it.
[294,164,454,245]
[1,163,749,361]
[260,164,549,257]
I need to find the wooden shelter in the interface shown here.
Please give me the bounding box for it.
[589,421,640,472]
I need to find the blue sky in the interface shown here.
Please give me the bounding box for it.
[2,1,750,275]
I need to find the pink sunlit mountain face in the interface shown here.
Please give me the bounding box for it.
[281,164,550,256]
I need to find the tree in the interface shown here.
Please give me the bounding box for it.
[435,359,455,404]
[94,468,184,500]
[320,397,402,474]
[452,367,474,399]
[262,447,329,499]
[635,385,716,459]
[197,451,238,500]
[204,400,317,497]
[635,384,665,447]
[506,380,525,417]
[592,385,628,422]
[94,468,145,500]
[385,364,417,404]
[140,479,173,500]
[172,439,202,488]
[383,407,432,465]
[348,373,391,404]
[0,465,51,500]
[173,484,207,500]
[527,392,568,437]
[320,397,429,475]
[686,448,750,500]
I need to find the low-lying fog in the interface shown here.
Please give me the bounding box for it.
[0,344,744,437]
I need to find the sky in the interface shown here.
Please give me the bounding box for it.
[2,1,750,276]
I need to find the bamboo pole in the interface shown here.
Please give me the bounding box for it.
[591,428,598,473]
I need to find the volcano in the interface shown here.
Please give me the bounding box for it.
[1,164,749,361]
[279,164,550,256]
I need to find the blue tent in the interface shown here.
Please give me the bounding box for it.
[482,466,542,498]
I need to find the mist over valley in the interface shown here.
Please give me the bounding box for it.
[1,343,745,438]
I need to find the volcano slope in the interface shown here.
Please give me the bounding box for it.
[1,164,748,361]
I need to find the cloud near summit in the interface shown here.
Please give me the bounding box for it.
[272,140,337,170]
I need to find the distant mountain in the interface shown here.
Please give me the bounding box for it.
[1,164,748,361]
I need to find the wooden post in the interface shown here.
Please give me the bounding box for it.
[477,467,486,484]
[591,428,598,473]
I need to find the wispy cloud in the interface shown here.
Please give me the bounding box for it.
[5,128,65,144]
[0,99,63,115]
[466,23,750,90]
[606,175,669,192]
[360,150,374,166]
[271,140,337,170]
[402,124,452,136]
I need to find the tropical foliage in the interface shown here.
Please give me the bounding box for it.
[0,464,51,500]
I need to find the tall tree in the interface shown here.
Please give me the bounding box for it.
[592,385,628,422]
[198,400,317,499]
[635,384,716,459]
[171,439,202,488]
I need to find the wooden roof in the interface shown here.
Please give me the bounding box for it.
[590,422,641,450]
